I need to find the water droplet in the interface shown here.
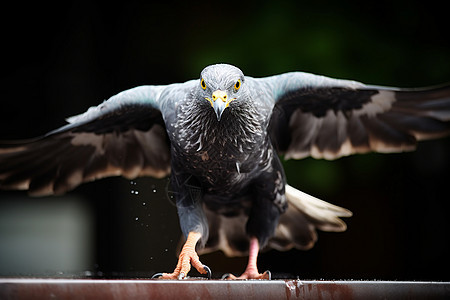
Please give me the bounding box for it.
[135,217,139,221]
[152,189,157,193]
[164,248,168,252]
[142,202,146,206]
[135,191,139,195]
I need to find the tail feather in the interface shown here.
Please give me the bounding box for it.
[269,184,352,251]
[200,184,352,256]
[285,184,352,231]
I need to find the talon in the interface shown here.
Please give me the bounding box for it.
[262,270,271,280]
[203,265,212,279]
[178,272,186,280]
[151,232,204,280]
[222,271,269,280]
[222,237,271,280]
[151,272,164,279]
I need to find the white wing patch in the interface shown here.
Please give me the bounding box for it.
[353,90,396,117]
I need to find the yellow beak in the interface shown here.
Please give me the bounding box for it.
[212,90,229,103]
[205,90,234,121]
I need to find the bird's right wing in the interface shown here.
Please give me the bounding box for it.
[0,85,173,196]
[258,72,450,160]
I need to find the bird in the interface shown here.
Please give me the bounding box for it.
[0,63,449,279]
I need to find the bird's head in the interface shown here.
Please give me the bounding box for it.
[199,64,247,121]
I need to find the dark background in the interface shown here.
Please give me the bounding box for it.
[0,1,449,280]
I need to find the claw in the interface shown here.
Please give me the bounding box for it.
[203,265,212,279]
[262,270,271,280]
[222,270,271,280]
[153,267,211,280]
[177,272,186,280]
[222,237,270,280]
[150,232,207,280]
[151,272,164,279]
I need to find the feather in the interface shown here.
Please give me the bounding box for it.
[266,74,450,160]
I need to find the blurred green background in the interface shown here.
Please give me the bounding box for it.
[0,0,449,280]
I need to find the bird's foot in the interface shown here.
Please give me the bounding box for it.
[222,237,270,280]
[152,263,211,280]
[152,232,211,280]
[222,269,271,280]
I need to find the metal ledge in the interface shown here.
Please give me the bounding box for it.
[1,278,449,299]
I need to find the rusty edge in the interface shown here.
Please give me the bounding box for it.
[0,278,450,299]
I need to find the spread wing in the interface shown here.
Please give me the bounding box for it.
[0,85,171,196]
[262,72,450,159]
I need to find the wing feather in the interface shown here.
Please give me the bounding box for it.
[261,72,450,160]
[0,85,173,196]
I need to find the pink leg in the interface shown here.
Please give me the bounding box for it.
[223,237,271,280]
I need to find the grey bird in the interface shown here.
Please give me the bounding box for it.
[0,64,449,279]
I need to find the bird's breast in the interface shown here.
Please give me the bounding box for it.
[183,144,251,187]
[172,100,270,190]
[173,134,273,194]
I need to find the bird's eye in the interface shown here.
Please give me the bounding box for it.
[234,79,241,91]
[201,78,207,90]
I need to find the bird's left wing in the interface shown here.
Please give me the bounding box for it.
[259,72,450,159]
[0,85,172,196]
